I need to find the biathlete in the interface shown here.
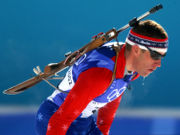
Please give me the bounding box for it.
[35,20,168,135]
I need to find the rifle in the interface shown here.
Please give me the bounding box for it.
[3,4,163,95]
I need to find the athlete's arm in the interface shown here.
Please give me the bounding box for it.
[46,67,112,135]
[97,94,122,135]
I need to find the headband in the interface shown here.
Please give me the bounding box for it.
[125,29,168,53]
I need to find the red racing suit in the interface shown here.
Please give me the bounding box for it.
[46,42,139,135]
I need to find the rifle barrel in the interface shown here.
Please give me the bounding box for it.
[117,4,163,34]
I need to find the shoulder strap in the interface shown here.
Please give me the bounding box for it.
[109,44,123,85]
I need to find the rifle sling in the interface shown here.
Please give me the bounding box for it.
[110,45,122,85]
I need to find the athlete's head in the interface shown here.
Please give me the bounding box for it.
[125,20,168,77]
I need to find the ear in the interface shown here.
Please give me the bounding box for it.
[132,45,140,56]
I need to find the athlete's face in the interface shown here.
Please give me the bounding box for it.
[134,47,163,77]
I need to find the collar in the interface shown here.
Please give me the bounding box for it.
[112,44,139,80]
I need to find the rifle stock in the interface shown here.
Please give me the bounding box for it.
[4,29,118,95]
[4,73,46,95]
